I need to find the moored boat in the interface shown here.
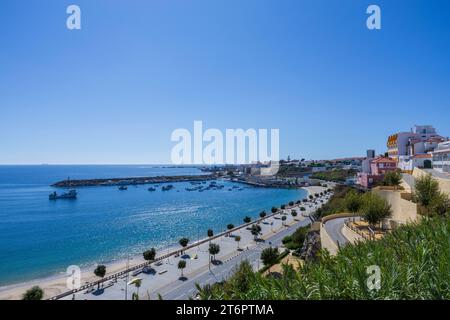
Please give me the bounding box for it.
[49,190,77,200]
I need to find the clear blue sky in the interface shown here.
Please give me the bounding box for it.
[1,0,449,164]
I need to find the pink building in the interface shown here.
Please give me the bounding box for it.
[357,157,397,188]
[370,157,397,175]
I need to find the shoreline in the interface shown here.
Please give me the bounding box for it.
[0,185,325,300]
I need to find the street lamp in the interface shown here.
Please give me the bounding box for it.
[124,255,132,300]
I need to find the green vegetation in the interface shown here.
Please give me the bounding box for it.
[22,286,44,300]
[271,207,278,213]
[276,165,309,177]
[143,248,156,261]
[282,226,309,250]
[235,235,241,250]
[209,243,220,261]
[179,237,190,252]
[310,169,356,182]
[260,247,279,272]
[381,170,402,187]
[259,211,266,218]
[207,229,214,244]
[414,174,450,216]
[199,217,450,299]
[250,224,261,240]
[243,216,251,223]
[359,192,392,227]
[316,185,354,218]
[178,260,186,277]
[291,210,298,219]
[344,189,363,215]
[94,265,106,289]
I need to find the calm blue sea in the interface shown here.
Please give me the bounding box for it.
[0,165,305,285]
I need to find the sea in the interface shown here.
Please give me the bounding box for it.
[0,165,306,285]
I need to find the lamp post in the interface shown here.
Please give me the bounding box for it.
[124,254,132,300]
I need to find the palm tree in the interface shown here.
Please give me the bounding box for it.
[259,211,266,219]
[179,237,189,254]
[94,265,106,290]
[291,209,298,220]
[235,235,241,250]
[250,224,261,241]
[143,248,156,262]
[207,229,213,244]
[271,207,278,214]
[281,215,287,226]
[243,216,251,224]
[208,243,220,263]
[227,224,234,236]
[178,260,186,278]
[133,279,142,300]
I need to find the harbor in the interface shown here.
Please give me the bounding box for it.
[51,174,216,188]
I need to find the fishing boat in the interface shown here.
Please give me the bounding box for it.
[118,186,128,190]
[49,190,77,200]
[161,185,173,191]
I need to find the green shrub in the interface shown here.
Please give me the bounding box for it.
[198,217,450,300]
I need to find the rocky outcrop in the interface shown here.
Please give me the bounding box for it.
[298,229,321,262]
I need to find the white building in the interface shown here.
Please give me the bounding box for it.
[387,125,444,160]
[398,154,432,172]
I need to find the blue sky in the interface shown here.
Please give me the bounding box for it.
[1,0,449,164]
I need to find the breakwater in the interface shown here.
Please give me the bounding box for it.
[52,174,216,187]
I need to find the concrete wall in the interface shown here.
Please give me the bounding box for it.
[341,224,365,244]
[373,188,418,224]
[320,223,338,256]
[320,213,354,256]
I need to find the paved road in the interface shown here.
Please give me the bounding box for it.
[402,173,415,190]
[323,217,349,247]
[159,218,312,300]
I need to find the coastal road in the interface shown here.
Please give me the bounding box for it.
[323,217,349,247]
[159,218,311,300]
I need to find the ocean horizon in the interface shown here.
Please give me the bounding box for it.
[0,165,306,286]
